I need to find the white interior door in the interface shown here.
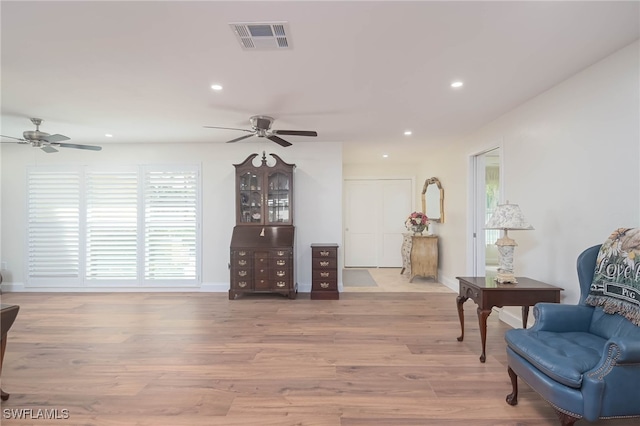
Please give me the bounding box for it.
[344,179,412,267]
[344,180,378,267]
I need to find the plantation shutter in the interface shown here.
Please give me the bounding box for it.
[26,165,200,287]
[27,168,82,286]
[143,167,199,282]
[85,170,138,281]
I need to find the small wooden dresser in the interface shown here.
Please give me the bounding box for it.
[401,234,438,282]
[310,243,339,300]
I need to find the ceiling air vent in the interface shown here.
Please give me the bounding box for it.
[229,22,291,50]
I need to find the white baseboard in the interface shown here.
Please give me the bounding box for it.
[498,307,525,329]
[2,282,228,292]
[1,281,314,293]
[439,273,458,292]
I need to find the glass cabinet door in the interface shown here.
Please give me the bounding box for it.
[239,171,263,223]
[267,172,290,224]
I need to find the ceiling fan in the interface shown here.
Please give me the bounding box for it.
[0,118,102,153]
[204,115,317,147]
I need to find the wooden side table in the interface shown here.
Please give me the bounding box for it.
[455,276,562,363]
[1,304,20,401]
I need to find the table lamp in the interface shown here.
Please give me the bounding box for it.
[485,201,533,284]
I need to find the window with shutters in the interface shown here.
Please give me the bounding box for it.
[143,167,198,282]
[27,168,82,287]
[26,165,200,287]
[86,168,139,284]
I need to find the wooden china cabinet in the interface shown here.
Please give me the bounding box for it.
[229,152,297,299]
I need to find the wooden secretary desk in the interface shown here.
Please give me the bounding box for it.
[229,153,297,299]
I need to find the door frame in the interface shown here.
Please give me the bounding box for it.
[467,145,504,276]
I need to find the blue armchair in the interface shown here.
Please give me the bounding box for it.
[505,245,640,425]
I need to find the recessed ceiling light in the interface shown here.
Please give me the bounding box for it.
[451,81,464,88]
[105,134,113,138]
[382,154,389,158]
[404,130,412,136]
[211,84,223,91]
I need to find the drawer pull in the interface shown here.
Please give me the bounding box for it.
[320,261,329,267]
[276,260,286,266]
[238,271,247,277]
[320,282,330,289]
[276,271,286,277]
[238,260,247,266]
[320,250,330,257]
[320,272,330,277]
[276,281,286,288]
[238,281,247,288]
[239,251,247,256]
[276,250,286,256]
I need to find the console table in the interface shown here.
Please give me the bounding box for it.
[455,276,562,363]
[1,304,19,401]
[401,234,438,282]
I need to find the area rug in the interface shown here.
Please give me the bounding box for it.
[343,269,378,287]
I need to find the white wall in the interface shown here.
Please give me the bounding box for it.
[0,141,2,285]
[430,41,640,310]
[0,140,343,292]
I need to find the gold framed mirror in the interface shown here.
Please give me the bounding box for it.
[421,177,444,223]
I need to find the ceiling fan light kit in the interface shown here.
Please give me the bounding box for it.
[1,118,102,153]
[204,115,317,148]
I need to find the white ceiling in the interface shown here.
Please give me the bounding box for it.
[1,1,638,164]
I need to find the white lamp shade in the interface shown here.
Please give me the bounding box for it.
[485,202,533,230]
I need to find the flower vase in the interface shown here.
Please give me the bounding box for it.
[411,224,426,235]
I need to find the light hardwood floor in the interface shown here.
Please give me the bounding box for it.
[0,289,635,425]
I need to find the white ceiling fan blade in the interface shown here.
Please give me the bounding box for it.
[56,142,102,151]
[1,134,27,142]
[41,145,59,153]
[43,134,70,143]
[226,134,256,144]
[204,126,254,133]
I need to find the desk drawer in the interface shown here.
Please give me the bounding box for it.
[312,247,337,259]
[313,269,337,280]
[313,258,337,269]
[312,279,337,291]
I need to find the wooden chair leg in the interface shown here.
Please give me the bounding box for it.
[506,366,518,405]
[555,410,580,426]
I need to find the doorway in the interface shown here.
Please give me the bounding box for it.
[343,179,412,267]
[471,148,502,276]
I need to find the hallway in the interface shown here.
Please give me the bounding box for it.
[342,268,454,293]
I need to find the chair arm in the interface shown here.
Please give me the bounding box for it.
[605,337,640,364]
[529,303,593,332]
[581,337,640,421]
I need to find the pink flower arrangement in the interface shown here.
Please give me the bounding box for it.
[405,211,429,229]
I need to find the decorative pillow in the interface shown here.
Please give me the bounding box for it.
[585,228,640,326]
